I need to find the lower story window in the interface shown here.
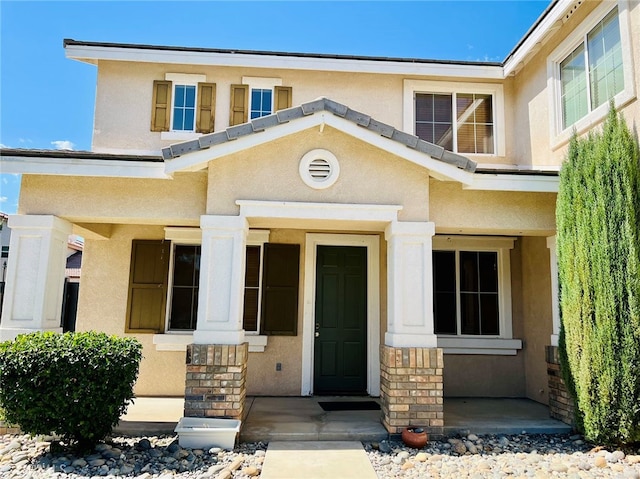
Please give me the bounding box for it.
[433,249,500,336]
[168,245,200,330]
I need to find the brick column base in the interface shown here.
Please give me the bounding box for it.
[546,345,575,426]
[184,343,248,420]
[380,345,444,437]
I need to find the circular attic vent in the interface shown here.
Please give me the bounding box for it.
[299,149,340,189]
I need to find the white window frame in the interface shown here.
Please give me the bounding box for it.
[243,76,282,119]
[403,79,506,157]
[432,235,521,355]
[160,73,207,141]
[244,229,270,337]
[152,228,271,352]
[547,0,636,149]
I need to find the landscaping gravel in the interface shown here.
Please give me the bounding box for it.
[1,432,639,478]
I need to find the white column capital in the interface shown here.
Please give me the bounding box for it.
[0,215,72,341]
[385,220,437,347]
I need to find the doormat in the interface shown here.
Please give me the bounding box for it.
[318,401,381,411]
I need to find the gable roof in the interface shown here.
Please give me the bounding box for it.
[162,97,476,175]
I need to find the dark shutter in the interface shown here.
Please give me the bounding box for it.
[274,86,292,111]
[151,80,172,132]
[126,240,170,332]
[229,84,249,126]
[196,82,216,133]
[261,243,300,336]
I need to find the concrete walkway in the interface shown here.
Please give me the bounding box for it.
[260,441,377,479]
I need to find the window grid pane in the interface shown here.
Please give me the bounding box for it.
[560,44,588,129]
[243,246,262,332]
[587,8,623,110]
[250,89,273,119]
[169,245,201,330]
[433,251,457,334]
[456,94,494,154]
[415,93,454,151]
[172,85,196,131]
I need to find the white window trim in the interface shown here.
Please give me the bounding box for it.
[242,76,282,119]
[160,73,207,140]
[153,228,271,352]
[547,0,636,150]
[244,230,270,344]
[403,79,506,157]
[432,235,521,355]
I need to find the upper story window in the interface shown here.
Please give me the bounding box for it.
[151,73,216,138]
[404,80,505,157]
[415,92,494,154]
[548,0,635,146]
[560,7,623,129]
[230,77,293,126]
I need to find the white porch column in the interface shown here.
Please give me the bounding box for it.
[384,220,437,347]
[546,235,560,346]
[0,215,72,341]
[193,215,248,345]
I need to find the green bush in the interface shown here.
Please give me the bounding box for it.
[0,331,142,448]
[557,106,640,444]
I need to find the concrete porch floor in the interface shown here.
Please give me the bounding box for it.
[115,396,572,440]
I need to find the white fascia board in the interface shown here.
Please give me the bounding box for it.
[0,155,169,179]
[65,44,503,79]
[464,173,559,192]
[503,0,573,76]
[165,112,474,186]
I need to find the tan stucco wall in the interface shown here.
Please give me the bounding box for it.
[76,224,186,396]
[520,236,553,405]
[430,180,557,235]
[207,127,431,223]
[18,173,207,226]
[92,61,409,153]
[444,355,526,397]
[511,0,640,168]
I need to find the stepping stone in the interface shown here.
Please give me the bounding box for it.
[260,441,377,479]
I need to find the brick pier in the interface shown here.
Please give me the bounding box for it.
[184,343,248,420]
[546,345,575,426]
[380,345,444,437]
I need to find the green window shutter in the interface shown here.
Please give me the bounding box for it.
[261,243,300,336]
[229,84,249,126]
[126,240,170,332]
[151,80,172,132]
[274,86,292,112]
[196,82,216,133]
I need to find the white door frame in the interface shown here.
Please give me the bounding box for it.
[301,233,381,396]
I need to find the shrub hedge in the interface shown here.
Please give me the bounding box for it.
[0,331,142,448]
[557,106,640,444]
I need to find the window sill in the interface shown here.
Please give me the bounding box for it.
[152,333,268,352]
[153,333,193,351]
[160,131,202,142]
[437,337,522,355]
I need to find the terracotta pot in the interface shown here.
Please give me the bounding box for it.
[401,427,428,448]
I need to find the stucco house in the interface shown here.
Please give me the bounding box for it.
[0,0,637,436]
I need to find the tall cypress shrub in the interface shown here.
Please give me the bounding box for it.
[557,106,640,444]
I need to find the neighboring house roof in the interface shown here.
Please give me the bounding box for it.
[66,250,82,278]
[162,97,477,172]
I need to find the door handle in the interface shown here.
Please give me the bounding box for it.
[315,332,320,338]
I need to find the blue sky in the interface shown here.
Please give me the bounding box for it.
[0,0,550,214]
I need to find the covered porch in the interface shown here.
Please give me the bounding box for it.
[116,396,571,440]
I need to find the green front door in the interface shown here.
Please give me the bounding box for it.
[314,245,367,395]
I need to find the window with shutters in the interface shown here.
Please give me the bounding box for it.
[403,80,505,156]
[229,77,292,126]
[151,73,216,138]
[127,236,299,339]
[547,1,634,145]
